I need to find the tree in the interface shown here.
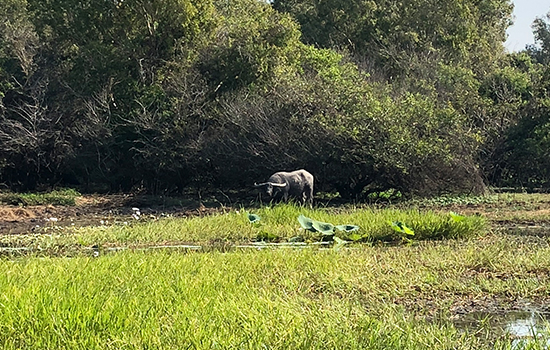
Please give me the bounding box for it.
[273,0,513,79]
[0,0,61,189]
[528,11,550,64]
[488,13,550,189]
[0,0,508,196]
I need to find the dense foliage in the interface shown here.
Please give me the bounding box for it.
[0,0,548,197]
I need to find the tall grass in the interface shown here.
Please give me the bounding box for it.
[0,204,486,250]
[2,197,549,349]
[0,248,508,349]
[2,236,550,349]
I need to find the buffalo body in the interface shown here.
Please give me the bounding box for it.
[255,169,314,204]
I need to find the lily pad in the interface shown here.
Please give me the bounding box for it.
[391,221,415,236]
[248,213,261,224]
[311,220,335,235]
[335,224,360,232]
[298,214,315,231]
[333,236,349,251]
[333,236,349,245]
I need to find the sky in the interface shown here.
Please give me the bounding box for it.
[505,0,550,51]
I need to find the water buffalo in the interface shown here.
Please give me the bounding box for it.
[254,169,314,205]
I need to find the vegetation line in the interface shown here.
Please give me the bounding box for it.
[1,0,549,196]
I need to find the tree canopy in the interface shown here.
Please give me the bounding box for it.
[1,0,548,198]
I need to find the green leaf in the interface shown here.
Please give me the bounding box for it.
[335,224,360,232]
[247,213,261,224]
[391,221,415,236]
[348,233,363,241]
[311,220,335,235]
[298,215,335,235]
[297,214,315,231]
[450,211,465,222]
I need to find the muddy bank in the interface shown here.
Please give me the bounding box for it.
[0,194,223,235]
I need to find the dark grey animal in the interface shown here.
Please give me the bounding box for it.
[254,169,314,205]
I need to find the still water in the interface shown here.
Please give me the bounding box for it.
[455,310,550,348]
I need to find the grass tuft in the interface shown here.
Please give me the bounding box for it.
[0,188,81,206]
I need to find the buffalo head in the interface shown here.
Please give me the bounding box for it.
[254,181,287,197]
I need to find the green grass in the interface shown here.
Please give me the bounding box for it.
[1,237,549,349]
[0,188,81,206]
[2,198,549,349]
[0,204,486,251]
[405,192,550,211]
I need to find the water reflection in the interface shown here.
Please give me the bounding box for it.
[506,312,542,338]
[455,310,550,348]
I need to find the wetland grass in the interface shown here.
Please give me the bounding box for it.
[2,236,550,349]
[1,202,549,348]
[0,204,486,251]
[0,248,496,349]
[0,188,81,206]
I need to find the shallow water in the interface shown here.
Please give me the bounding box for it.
[0,241,335,257]
[506,312,546,337]
[455,310,550,348]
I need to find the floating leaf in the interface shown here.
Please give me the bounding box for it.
[297,215,339,235]
[391,221,415,236]
[298,214,315,231]
[335,224,360,233]
[311,220,335,235]
[450,211,465,222]
[247,213,261,224]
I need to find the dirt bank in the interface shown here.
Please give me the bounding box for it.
[0,194,220,235]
